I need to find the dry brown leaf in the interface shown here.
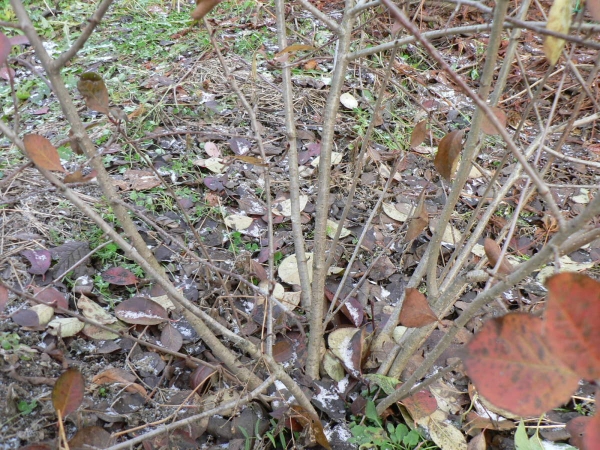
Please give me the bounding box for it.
[399,288,438,327]
[434,129,464,181]
[410,120,428,148]
[77,73,109,114]
[275,44,316,57]
[289,405,332,450]
[480,107,507,135]
[92,367,148,398]
[405,191,428,241]
[23,134,66,172]
[191,0,223,20]
[483,238,513,275]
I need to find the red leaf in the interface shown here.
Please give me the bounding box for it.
[434,129,464,181]
[23,134,66,172]
[33,286,69,309]
[21,249,52,275]
[8,34,29,46]
[115,296,168,325]
[399,288,438,328]
[52,368,85,417]
[77,72,109,113]
[0,32,10,65]
[545,273,600,380]
[463,313,579,416]
[583,412,600,450]
[101,267,139,285]
[480,106,507,135]
[566,416,591,449]
[402,390,438,420]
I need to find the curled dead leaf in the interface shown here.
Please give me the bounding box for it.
[434,129,464,181]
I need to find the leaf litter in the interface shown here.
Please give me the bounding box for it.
[0,0,599,448]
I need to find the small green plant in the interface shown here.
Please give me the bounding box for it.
[273,251,284,266]
[93,274,112,297]
[96,242,120,264]
[349,401,429,450]
[263,418,291,449]
[17,399,38,416]
[227,232,259,254]
[0,332,36,361]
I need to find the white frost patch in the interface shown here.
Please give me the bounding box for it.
[337,375,350,394]
[345,302,360,325]
[313,386,339,409]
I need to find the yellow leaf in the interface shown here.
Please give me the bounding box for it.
[543,0,572,64]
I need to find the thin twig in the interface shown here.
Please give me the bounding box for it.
[104,375,276,450]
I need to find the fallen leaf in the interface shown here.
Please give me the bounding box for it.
[483,238,513,275]
[399,288,438,327]
[289,405,332,450]
[69,426,114,449]
[340,92,358,109]
[275,44,317,57]
[272,195,308,217]
[434,129,464,181]
[463,313,579,416]
[224,214,253,231]
[102,267,139,286]
[21,249,52,275]
[23,134,66,172]
[92,367,148,398]
[47,317,85,337]
[77,72,109,114]
[382,202,411,222]
[418,411,467,450]
[326,219,351,239]
[480,106,507,135]
[278,253,313,285]
[405,193,428,241]
[77,295,117,325]
[52,368,85,417]
[115,296,168,325]
[402,390,438,421]
[328,327,364,377]
[12,309,40,328]
[161,323,183,352]
[410,120,428,148]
